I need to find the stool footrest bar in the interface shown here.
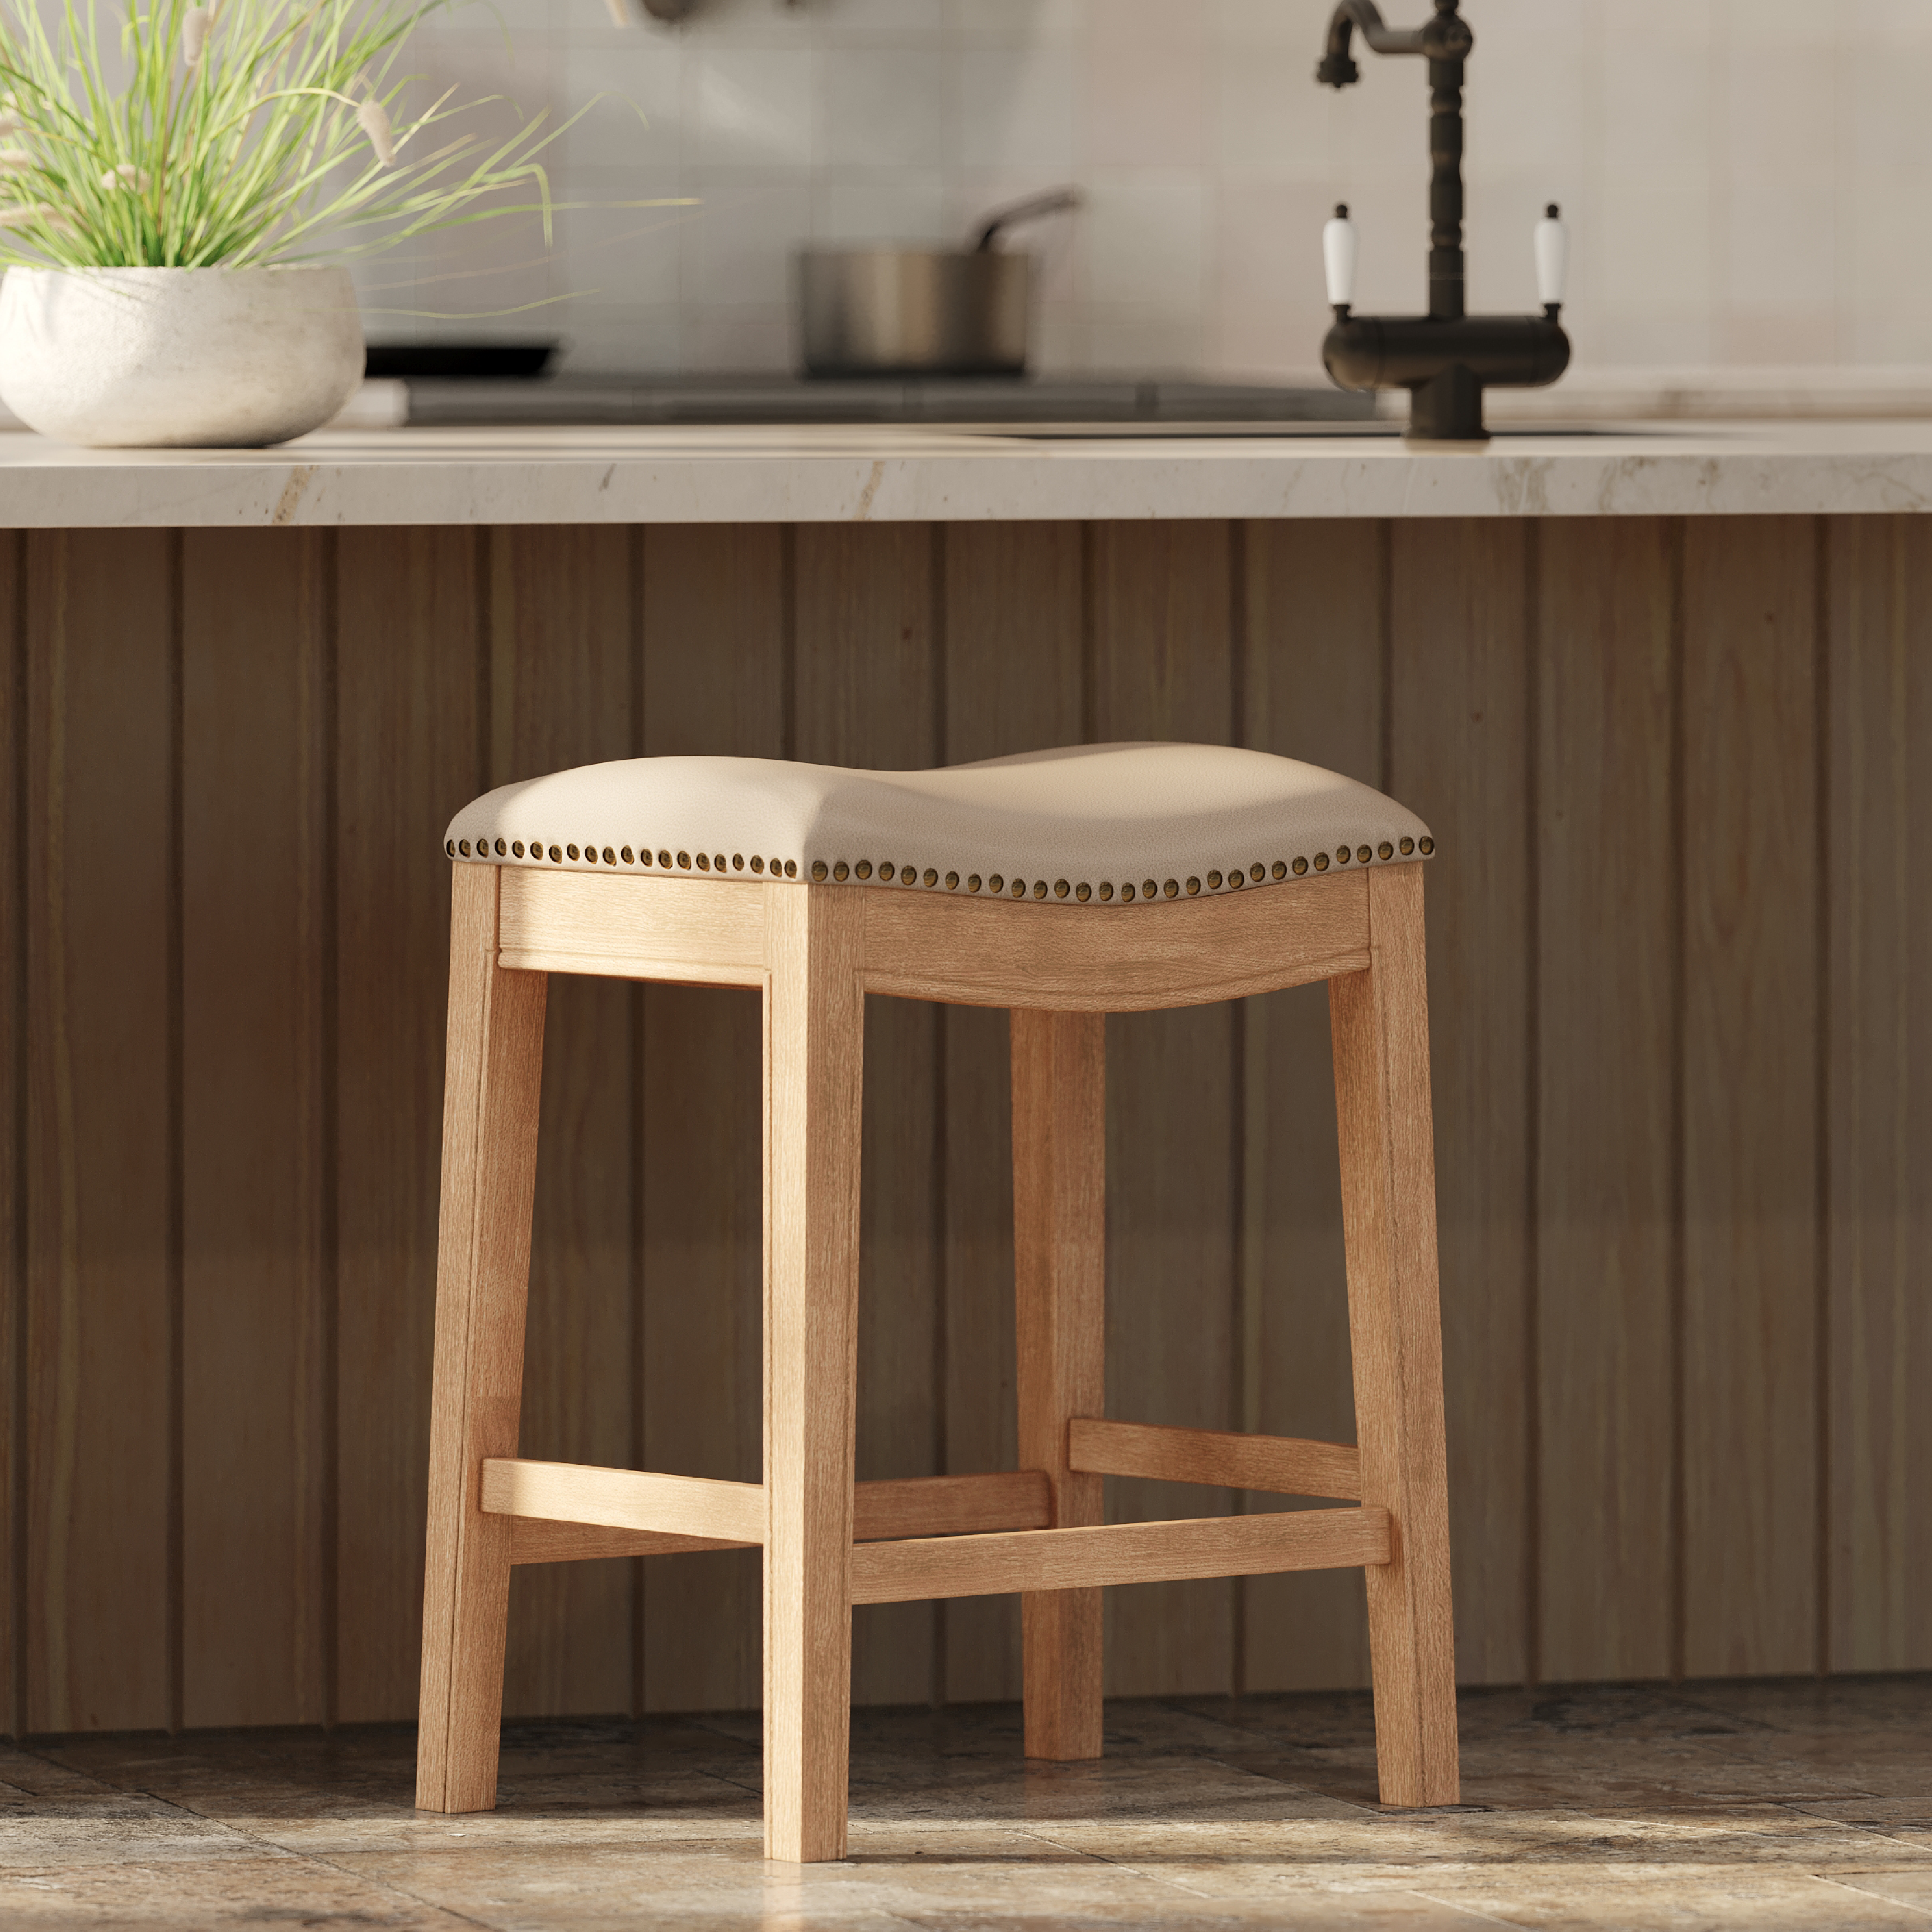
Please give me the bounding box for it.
[1067,1418,1361,1501]
[498,1467,1054,1563]
[849,1506,1391,1605]
[482,1458,768,1544]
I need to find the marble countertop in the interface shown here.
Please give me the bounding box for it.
[3,418,1931,527]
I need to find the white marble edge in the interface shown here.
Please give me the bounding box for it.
[2,421,1931,527]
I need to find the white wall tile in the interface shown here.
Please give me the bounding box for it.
[402,0,1932,374]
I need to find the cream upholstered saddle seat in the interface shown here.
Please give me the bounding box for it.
[444,741,1434,905]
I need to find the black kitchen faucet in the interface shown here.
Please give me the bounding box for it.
[1316,0,1569,441]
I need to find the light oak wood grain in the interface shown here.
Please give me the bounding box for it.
[1332,863,1458,1807]
[862,873,1368,1011]
[1825,515,1932,1674]
[762,882,865,1864]
[415,866,547,1814]
[1682,518,1820,1679]
[482,1458,768,1544]
[851,1507,1392,1605]
[180,530,330,1728]
[23,532,175,1733]
[1068,1419,1361,1502]
[335,528,483,1726]
[488,526,638,1722]
[1012,1008,1106,1761]
[497,868,767,983]
[1535,519,1676,1684]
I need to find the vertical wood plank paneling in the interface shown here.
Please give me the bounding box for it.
[490,527,638,1718]
[1239,519,1382,1694]
[1682,516,1820,1679]
[333,529,481,1723]
[636,525,786,1714]
[1535,520,1677,1684]
[1388,519,1529,1687]
[23,534,176,1732]
[1,532,22,1740]
[1825,515,1932,1673]
[1089,520,1238,1699]
[939,521,1085,1705]
[180,530,329,1726]
[793,523,941,1707]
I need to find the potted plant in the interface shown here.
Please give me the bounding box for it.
[0,0,593,446]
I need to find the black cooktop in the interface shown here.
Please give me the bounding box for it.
[396,372,1379,429]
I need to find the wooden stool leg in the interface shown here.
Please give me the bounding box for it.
[1012,1008,1106,1762]
[417,864,548,1813]
[763,885,864,1863]
[1329,863,1459,1807]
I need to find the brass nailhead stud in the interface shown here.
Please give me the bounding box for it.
[446,839,457,857]
[1314,853,1329,872]
[1163,879,1179,899]
[1185,877,1201,896]
[1378,841,1394,861]
[1357,845,1372,863]
[732,854,744,871]
[1206,871,1223,890]
[1014,879,1030,898]
[696,853,710,871]
[784,860,798,877]
[967,874,982,892]
[1419,835,1435,854]
[1143,880,1158,899]
[812,861,829,881]
[640,848,653,866]
[1122,883,1136,902]
[513,841,525,858]
[833,861,850,881]
[1099,882,1114,901]
[587,848,600,865]
[714,854,726,872]
[989,874,1004,893]
[677,851,692,869]
[1228,869,1243,889]
[494,838,507,856]
[878,862,895,881]
[1251,863,1266,881]
[458,839,472,856]
[567,844,581,861]
[657,850,670,868]
[603,847,615,865]
[925,868,939,887]
[548,845,562,862]
[1336,848,1351,865]
[1054,879,1070,899]
[1075,882,1092,902]
[621,846,634,864]
[751,855,765,873]
[946,871,959,890]
[855,859,872,880]
[1399,836,1415,855]
[1292,857,1309,876]
[1273,861,1289,880]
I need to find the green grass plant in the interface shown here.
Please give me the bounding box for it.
[0,0,601,269]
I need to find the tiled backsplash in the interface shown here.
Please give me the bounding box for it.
[370,0,1931,378]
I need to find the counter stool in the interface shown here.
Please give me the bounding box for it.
[414,742,1457,1862]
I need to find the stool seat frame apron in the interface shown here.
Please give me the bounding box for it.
[415,859,1458,1862]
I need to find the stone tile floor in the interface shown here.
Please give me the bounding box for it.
[3,1677,1930,1928]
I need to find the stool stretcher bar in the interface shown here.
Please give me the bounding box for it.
[1067,1418,1362,1501]
[483,1460,1054,1560]
[849,1506,1392,1605]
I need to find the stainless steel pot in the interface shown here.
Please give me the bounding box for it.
[797,190,1079,379]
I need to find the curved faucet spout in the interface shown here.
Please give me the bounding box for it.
[1317,2,1426,88]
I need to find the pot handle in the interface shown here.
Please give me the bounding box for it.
[972,187,1083,252]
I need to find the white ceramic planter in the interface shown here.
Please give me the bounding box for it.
[0,265,364,448]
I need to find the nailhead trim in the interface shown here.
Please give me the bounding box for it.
[447,832,1436,892]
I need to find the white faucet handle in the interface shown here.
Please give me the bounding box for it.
[1534,201,1568,313]
[1323,202,1358,312]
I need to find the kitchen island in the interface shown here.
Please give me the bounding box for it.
[2,420,1926,1743]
